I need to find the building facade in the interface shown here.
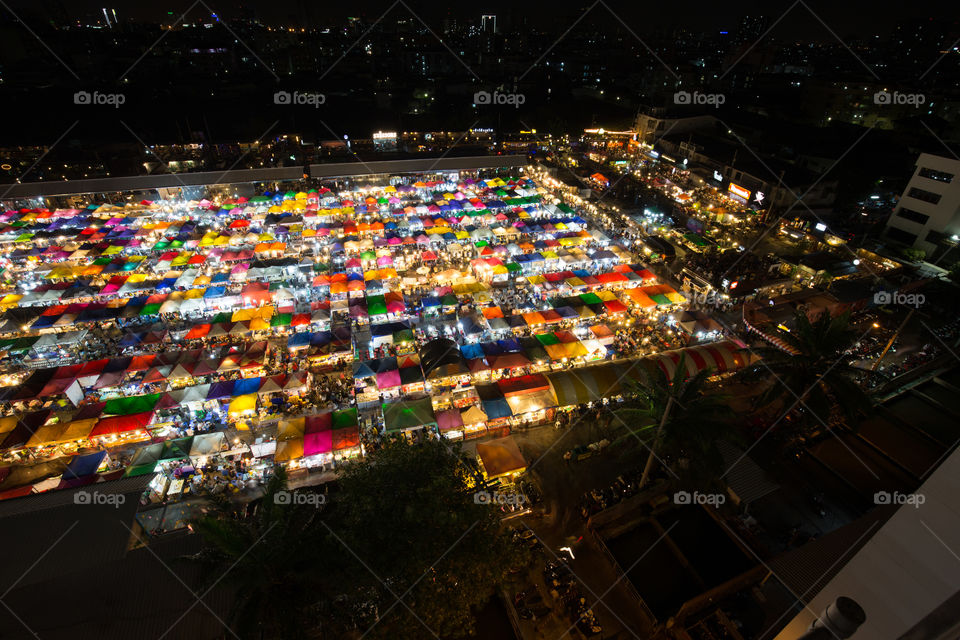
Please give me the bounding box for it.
[884,153,960,258]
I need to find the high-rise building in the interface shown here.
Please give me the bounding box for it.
[883,152,960,258]
[481,14,497,34]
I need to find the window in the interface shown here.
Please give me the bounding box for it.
[918,167,954,183]
[926,229,946,244]
[886,227,918,244]
[896,207,930,225]
[907,187,941,205]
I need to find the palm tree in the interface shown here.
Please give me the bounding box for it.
[183,467,337,639]
[743,310,873,435]
[615,354,736,488]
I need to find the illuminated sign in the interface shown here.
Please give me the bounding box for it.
[373,131,397,140]
[713,170,723,182]
[815,222,827,232]
[728,183,751,200]
[754,191,765,204]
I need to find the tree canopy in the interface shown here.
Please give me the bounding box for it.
[187,437,524,639]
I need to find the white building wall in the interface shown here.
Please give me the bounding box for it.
[885,153,960,256]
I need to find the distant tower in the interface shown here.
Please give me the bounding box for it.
[481,14,497,34]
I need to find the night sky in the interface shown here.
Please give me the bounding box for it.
[6,0,957,39]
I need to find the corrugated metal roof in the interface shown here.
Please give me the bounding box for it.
[718,440,780,504]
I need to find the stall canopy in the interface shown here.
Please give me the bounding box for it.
[382,398,437,432]
[419,338,468,379]
[476,436,527,479]
[189,432,226,456]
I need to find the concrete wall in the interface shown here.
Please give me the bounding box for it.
[0,155,528,201]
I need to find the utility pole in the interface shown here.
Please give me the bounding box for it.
[871,308,915,372]
[639,396,672,488]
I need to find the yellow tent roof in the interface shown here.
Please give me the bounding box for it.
[277,417,305,441]
[274,439,303,462]
[228,394,258,417]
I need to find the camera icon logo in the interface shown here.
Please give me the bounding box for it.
[673,91,691,105]
[474,491,492,504]
[874,491,891,504]
[874,91,891,105]
[274,91,292,105]
[74,91,92,105]
[274,490,292,505]
[473,91,492,105]
[74,490,92,504]
[873,291,892,305]
[673,490,691,504]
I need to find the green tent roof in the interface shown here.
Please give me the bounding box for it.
[650,294,671,305]
[535,332,560,346]
[140,303,162,316]
[367,295,387,316]
[382,398,436,432]
[271,313,292,327]
[124,463,159,477]
[161,436,193,459]
[105,393,161,416]
[579,292,602,305]
[332,407,358,429]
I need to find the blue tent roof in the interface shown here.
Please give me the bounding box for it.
[497,338,522,353]
[481,397,512,419]
[481,342,505,356]
[233,377,261,396]
[460,343,485,360]
[287,333,312,348]
[63,451,107,480]
[207,380,235,400]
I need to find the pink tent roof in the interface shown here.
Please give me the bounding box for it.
[436,408,464,432]
[376,369,401,389]
[303,430,333,456]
